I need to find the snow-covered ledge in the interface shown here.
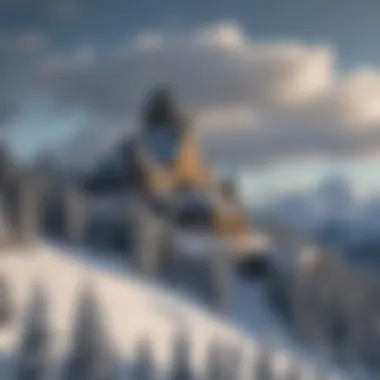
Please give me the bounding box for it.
[0,243,350,380]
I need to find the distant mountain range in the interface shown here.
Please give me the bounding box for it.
[259,175,380,271]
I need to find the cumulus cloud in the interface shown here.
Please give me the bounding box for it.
[35,23,334,114]
[19,22,380,166]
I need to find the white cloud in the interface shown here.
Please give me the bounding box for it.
[35,23,334,113]
[195,21,245,47]
[133,32,164,52]
[28,22,380,167]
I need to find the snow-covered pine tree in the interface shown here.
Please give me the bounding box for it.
[222,343,243,380]
[0,143,22,245]
[357,275,380,374]
[282,361,302,380]
[361,307,380,376]
[309,362,329,380]
[335,272,364,368]
[203,338,225,380]
[63,283,119,380]
[14,282,51,380]
[18,175,44,245]
[204,241,233,314]
[65,183,87,245]
[131,337,157,380]
[170,329,193,380]
[132,197,161,277]
[251,342,274,380]
[291,247,328,348]
[348,277,376,371]
[0,275,12,326]
[267,267,292,324]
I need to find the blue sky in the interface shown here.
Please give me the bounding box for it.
[4,95,88,159]
[2,0,380,199]
[1,0,379,68]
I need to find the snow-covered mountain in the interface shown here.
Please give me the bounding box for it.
[0,242,349,379]
[260,174,380,248]
[264,191,319,235]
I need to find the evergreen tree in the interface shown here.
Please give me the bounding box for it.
[18,176,42,244]
[63,283,119,380]
[204,245,232,313]
[0,145,22,245]
[310,363,329,380]
[132,198,161,277]
[282,362,302,380]
[251,343,274,380]
[65,183,87,244]
[131,337,156,380]
[170,329,193,380]
[204,339,243,380]
[203,338,225,380]
[0,275,12,326]
[222,343,243,380]
[15,282,51,380]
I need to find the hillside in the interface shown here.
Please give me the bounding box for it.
[0,242,350,379]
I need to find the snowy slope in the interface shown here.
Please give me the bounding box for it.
[0,242,353,379]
